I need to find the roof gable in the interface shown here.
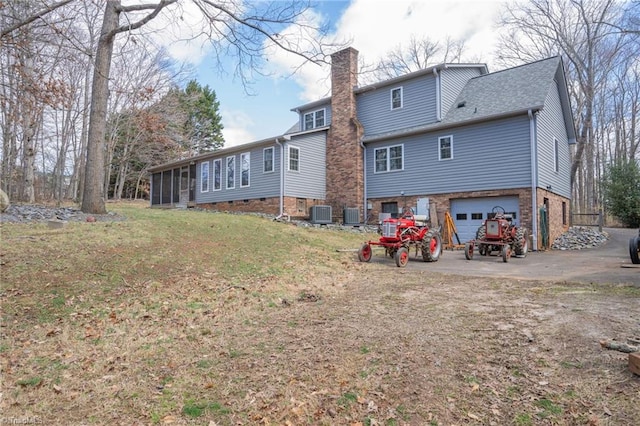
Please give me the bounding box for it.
[442,56,562,125]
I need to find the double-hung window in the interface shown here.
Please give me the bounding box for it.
[375,145,403,173]
[226,156,235,189]
[288,146,300,171]
[213,159,221,190]
[439,136,453,160]
[200,161,209,192]
[241,152,250,187]
[303,109,326,130]
[391,87,403,110]
[263,147,274,173]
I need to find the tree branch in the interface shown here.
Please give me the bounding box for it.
[111,0,179,36]
[0,0,74,39]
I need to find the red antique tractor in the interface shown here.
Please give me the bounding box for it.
[358,207,442,267]
[464,206,528,262]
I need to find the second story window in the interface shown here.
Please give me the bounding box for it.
[375,144,403,173]
[554,138,559,172]
[391,87,403,110]
[303,109,326,130]
[439,136,453,160]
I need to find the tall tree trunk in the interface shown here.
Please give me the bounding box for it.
[81,0,120,214]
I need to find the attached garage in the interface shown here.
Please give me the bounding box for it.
[450,196,520,243]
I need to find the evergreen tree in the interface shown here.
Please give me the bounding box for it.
[182,80,224,154]
[602,159,640,227]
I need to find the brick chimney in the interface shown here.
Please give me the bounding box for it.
[326,47,364,221]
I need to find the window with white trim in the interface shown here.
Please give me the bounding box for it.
[226,156,235,189]
[374,144,403,173]
[213,159,221,190]
[553,138,559,172]
[263,147,274,173]
[288,146,300,171]
[200,161,209,192]
[391,87,403,110]
[303,109,326,130]
[439,136,453,160]
[241,152,250,187]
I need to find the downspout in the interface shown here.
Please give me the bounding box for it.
[528,109,538,251]
[275,138,284,217]
[433,68,441,122]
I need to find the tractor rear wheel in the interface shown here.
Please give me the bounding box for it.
[464,242,474,260]
[630,236,640,264]
[358,243,372,262]
[476,225,488,255]
[513,227,529,257]
[501,245,511,262]
[422,229,442,262]
[395,247,409,267]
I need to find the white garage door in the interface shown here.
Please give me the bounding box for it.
[450,196,520,243]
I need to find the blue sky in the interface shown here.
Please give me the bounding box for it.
[170,0,506,147]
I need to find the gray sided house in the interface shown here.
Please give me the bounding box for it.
[149,47,575,250]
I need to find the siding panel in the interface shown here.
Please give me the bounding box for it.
[536,81,572,198]
[440,68,484,116]
[357,74,437,136]
[366,115,532,198]
[195,144,282,203]
[284,132,327,199]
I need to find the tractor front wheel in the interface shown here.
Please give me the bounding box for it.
[476,225,488,255]
[395,247,409,267]
[501,245,511,262]
[422,229,442,262]
[464,242,474,260]
[514,227,529,257]
[630,236,640,265]
[358,243,372,262]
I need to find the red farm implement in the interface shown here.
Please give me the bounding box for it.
[358,208,442,267]
[464,206,529,263]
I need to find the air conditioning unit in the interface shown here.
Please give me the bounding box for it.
[343,207,360,225]
[309,205,332,224]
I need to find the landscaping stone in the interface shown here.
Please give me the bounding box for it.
[551,226,609,250]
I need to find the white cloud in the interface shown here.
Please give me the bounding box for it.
[221,109,256,147]
[264,0,505,102]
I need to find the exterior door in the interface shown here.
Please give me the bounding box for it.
[179,166,190,206]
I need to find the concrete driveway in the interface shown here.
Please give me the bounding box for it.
[394,227,640,286]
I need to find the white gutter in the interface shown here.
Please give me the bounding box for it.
[433,68,441,122]
[275,138,284,217]
[360,137,367,222]
[528,109,538,251]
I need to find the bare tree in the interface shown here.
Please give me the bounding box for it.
[362,35,468,83]
[81,0,337,214]
[496,0,634,213]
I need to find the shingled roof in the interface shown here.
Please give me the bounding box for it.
[442,56,562,125]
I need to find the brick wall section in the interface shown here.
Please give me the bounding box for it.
[326,47,364,222]
[366,187,568,250]
[537,188,571,250]
[198,197,323,220]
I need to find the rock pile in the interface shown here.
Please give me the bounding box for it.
[0,204,122,223]
[551,226,609,250]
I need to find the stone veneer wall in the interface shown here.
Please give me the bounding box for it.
[366,187,568,250]
[326,47,364,222]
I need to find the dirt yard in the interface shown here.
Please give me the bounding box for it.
[1,207,639,425]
